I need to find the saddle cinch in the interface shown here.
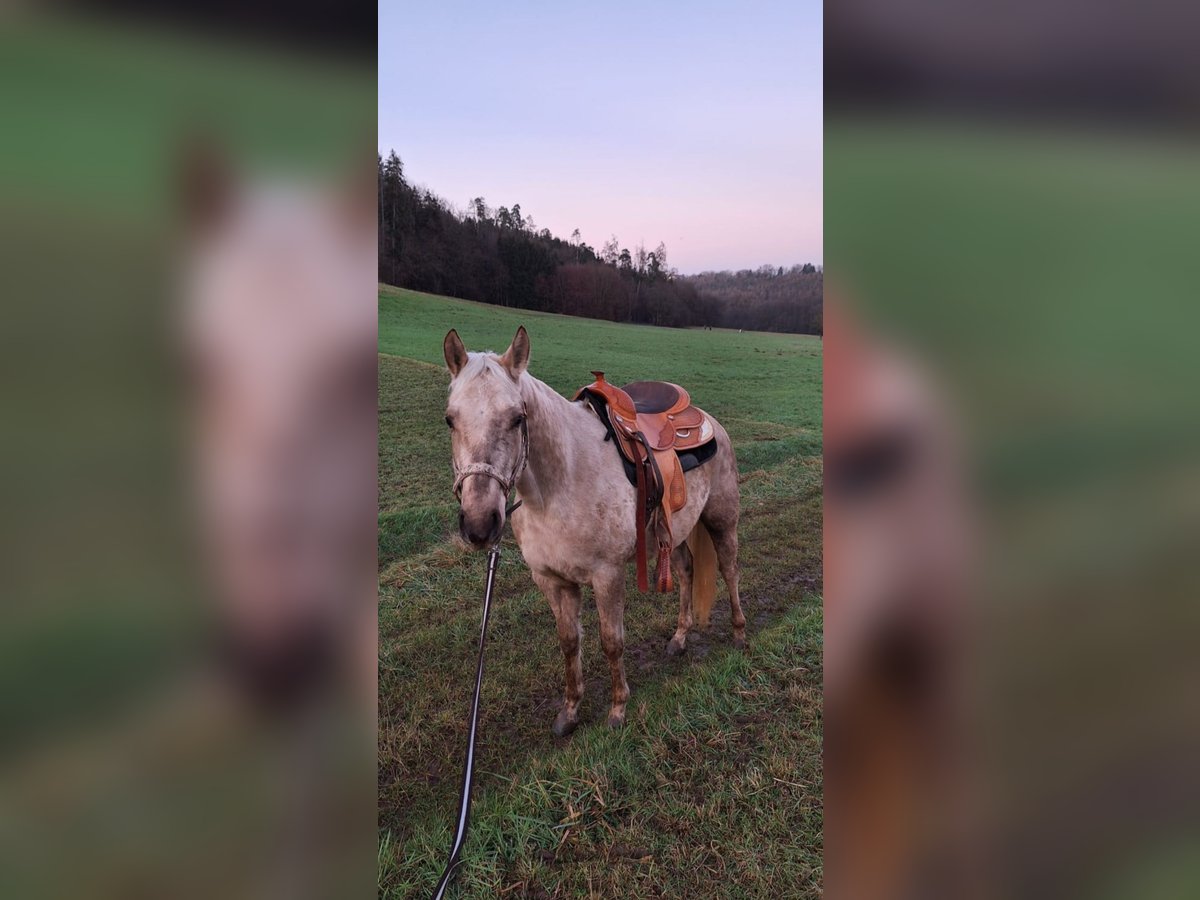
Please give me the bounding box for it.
[575,372,718,592]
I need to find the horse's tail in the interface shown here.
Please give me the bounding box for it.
[687,522,719,627]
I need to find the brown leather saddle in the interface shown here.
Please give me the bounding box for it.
[574,372,718,592]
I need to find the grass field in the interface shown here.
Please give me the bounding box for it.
[378,286,823,898]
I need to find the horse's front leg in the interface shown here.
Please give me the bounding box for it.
[592,567,630,728]
[533,572,583,737]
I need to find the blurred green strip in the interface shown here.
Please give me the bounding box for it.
[0,14,374,218]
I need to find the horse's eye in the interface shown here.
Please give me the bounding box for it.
[445,415,454,429]
[511,413,526,429]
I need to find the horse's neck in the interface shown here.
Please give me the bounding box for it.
[516,374,598,508]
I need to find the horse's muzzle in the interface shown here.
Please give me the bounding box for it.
[459,507,502,549]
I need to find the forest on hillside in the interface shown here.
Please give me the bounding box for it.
[683,265,823,333]
[378,151,822,334]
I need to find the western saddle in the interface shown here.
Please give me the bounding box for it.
[575,372,718,592]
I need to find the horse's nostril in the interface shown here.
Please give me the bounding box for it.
[458,508,501,546]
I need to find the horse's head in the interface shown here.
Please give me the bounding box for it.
[182,141,376,704]
[443,326,530,549]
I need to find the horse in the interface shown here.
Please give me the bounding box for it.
[443,326,746,736]
[181,140,378,707]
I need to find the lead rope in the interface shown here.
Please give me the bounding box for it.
[430,542,499,900]
[432,415,527,899]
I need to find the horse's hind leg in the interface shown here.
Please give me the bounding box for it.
[592,567,630,728]
[534,572,584,737]
[666,541,694,656]
[702,515,747,649]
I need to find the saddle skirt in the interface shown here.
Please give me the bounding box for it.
[574,371,719,592]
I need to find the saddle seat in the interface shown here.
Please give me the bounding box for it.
[624,380,687,414]
[574,371,718,593]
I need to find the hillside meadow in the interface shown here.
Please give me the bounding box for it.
[378,287,823,898]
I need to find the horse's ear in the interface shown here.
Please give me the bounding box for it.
[501,326,530,378]
[444,329,468,377]
[178,132,235,236]
[336,141,378,236]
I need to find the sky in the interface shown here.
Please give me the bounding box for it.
[379,1,821,275]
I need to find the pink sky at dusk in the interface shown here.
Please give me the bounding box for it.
[380,1,821,274]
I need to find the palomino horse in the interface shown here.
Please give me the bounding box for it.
[443,326,746,736]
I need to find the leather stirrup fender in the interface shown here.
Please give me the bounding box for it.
[654,506,674,593]
[656,542,673,593]
[634,447,649,592]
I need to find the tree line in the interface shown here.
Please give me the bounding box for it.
[378,151,821,334]
[684,265,823,334]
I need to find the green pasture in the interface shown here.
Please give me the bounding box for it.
[378,287,823,897]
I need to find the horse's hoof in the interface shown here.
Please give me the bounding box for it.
[665,636,686,657]
[552,710,578,738]
[607,711,626,729]
[732,632,747,651]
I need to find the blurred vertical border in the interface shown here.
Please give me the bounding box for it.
[0,5,376,899]
[825,1,1200,898]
